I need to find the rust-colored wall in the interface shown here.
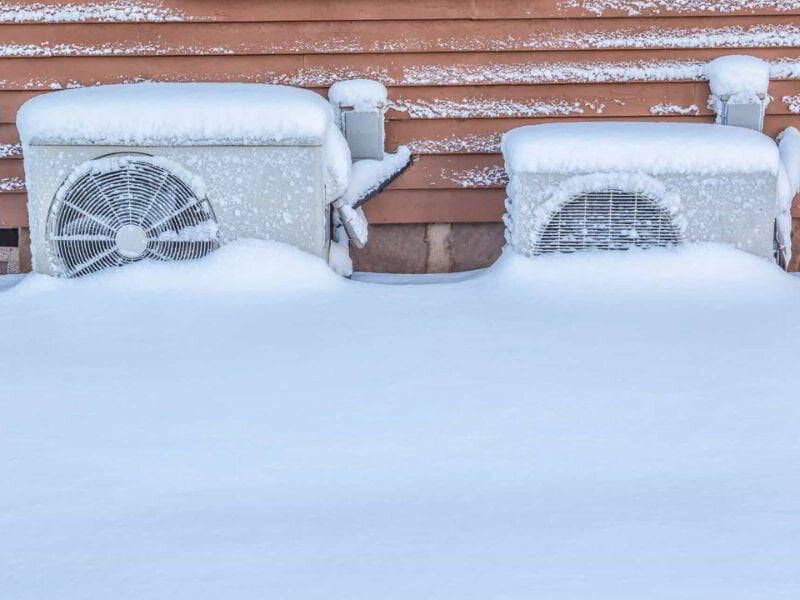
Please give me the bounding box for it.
[1,0,799,272]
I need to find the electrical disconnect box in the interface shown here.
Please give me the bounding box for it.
[342,110,385,160]
[328,79,388,161]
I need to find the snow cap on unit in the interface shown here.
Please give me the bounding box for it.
[328,79,388,112]
[502,122,780,176]
[17,83,337,146]
[703,55,771,98]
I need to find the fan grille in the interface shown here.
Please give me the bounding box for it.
[534,189,682,255]
[47,157,219,277]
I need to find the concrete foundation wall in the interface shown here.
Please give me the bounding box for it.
[352,223,505,274]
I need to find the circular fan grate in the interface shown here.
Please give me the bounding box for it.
[47,156,219,277]
[534,189,683,255]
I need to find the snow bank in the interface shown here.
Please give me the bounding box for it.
[17,83,335,146]
[2,243,800,599]
[328,79,388,111]
[486,244,791,298]
[703,55,771,98]
[339,146,411,207]
[502,122,780,175]
[12,239,342,297]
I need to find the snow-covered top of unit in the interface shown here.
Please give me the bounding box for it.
[703,55,771,98]
[17,83,336,146]
[502,122,780,176]
[328,79,388,112]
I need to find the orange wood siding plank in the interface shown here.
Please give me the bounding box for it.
[0,92,38,123]
[4,83,800,126]
[1,0,796,23]
[388,115,800,152]
[389,155,505,190]
[2,16,800,57]
[0,124,21,157]
[1,48,799,91]
[475,0,800,19]
[0,193,26,227]
[364,190,506,224]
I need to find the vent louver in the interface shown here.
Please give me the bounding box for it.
[47,157,219,277]
[534,189,682,255]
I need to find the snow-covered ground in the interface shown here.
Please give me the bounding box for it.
[2,241,800,599]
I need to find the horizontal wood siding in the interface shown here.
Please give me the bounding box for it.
[1,0,798,21]
[1,0,799,263]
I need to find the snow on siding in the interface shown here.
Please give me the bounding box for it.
[3,23,800,57]
[407,135,502,155]
[444,166,508,188]
[649,103,700,115]
[559,0,800,16]
[404,59,800,87]
[548,24,800,50]
[391,98,603,119]
[276,67,393,88]
[4,59,800,91]
[783,95,800,114]
[0,143,22,158]
[770,59,800,79]
[0,1,185,22]
[442,59,799,87]
[403,60,705,86]
[0,177,24,192]
[0,43,232,58]
[284,24,800,52]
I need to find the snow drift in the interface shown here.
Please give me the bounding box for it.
[2,242,800,600]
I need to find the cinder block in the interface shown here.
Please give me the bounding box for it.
[0,247,19,275]
[449,223,505,272]
[353,222,505,274]
[351,224,429,273]
[18,228,32,273]
[425,224,451,273]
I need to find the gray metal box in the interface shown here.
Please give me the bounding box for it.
[343,111,385,160]
[722,98,766,132]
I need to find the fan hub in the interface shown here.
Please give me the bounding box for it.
[115,224,148,258]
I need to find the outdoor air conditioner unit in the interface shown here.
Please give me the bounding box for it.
[16,83,361,278]
[501,122,784,262]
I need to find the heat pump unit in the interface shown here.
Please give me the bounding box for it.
[17,83,356,277]
[501,122,784,262]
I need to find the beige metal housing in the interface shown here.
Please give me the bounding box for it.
[23,144,329,276]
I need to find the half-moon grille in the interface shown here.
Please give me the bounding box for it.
[47,157,219,277]
[534,189,682,255]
